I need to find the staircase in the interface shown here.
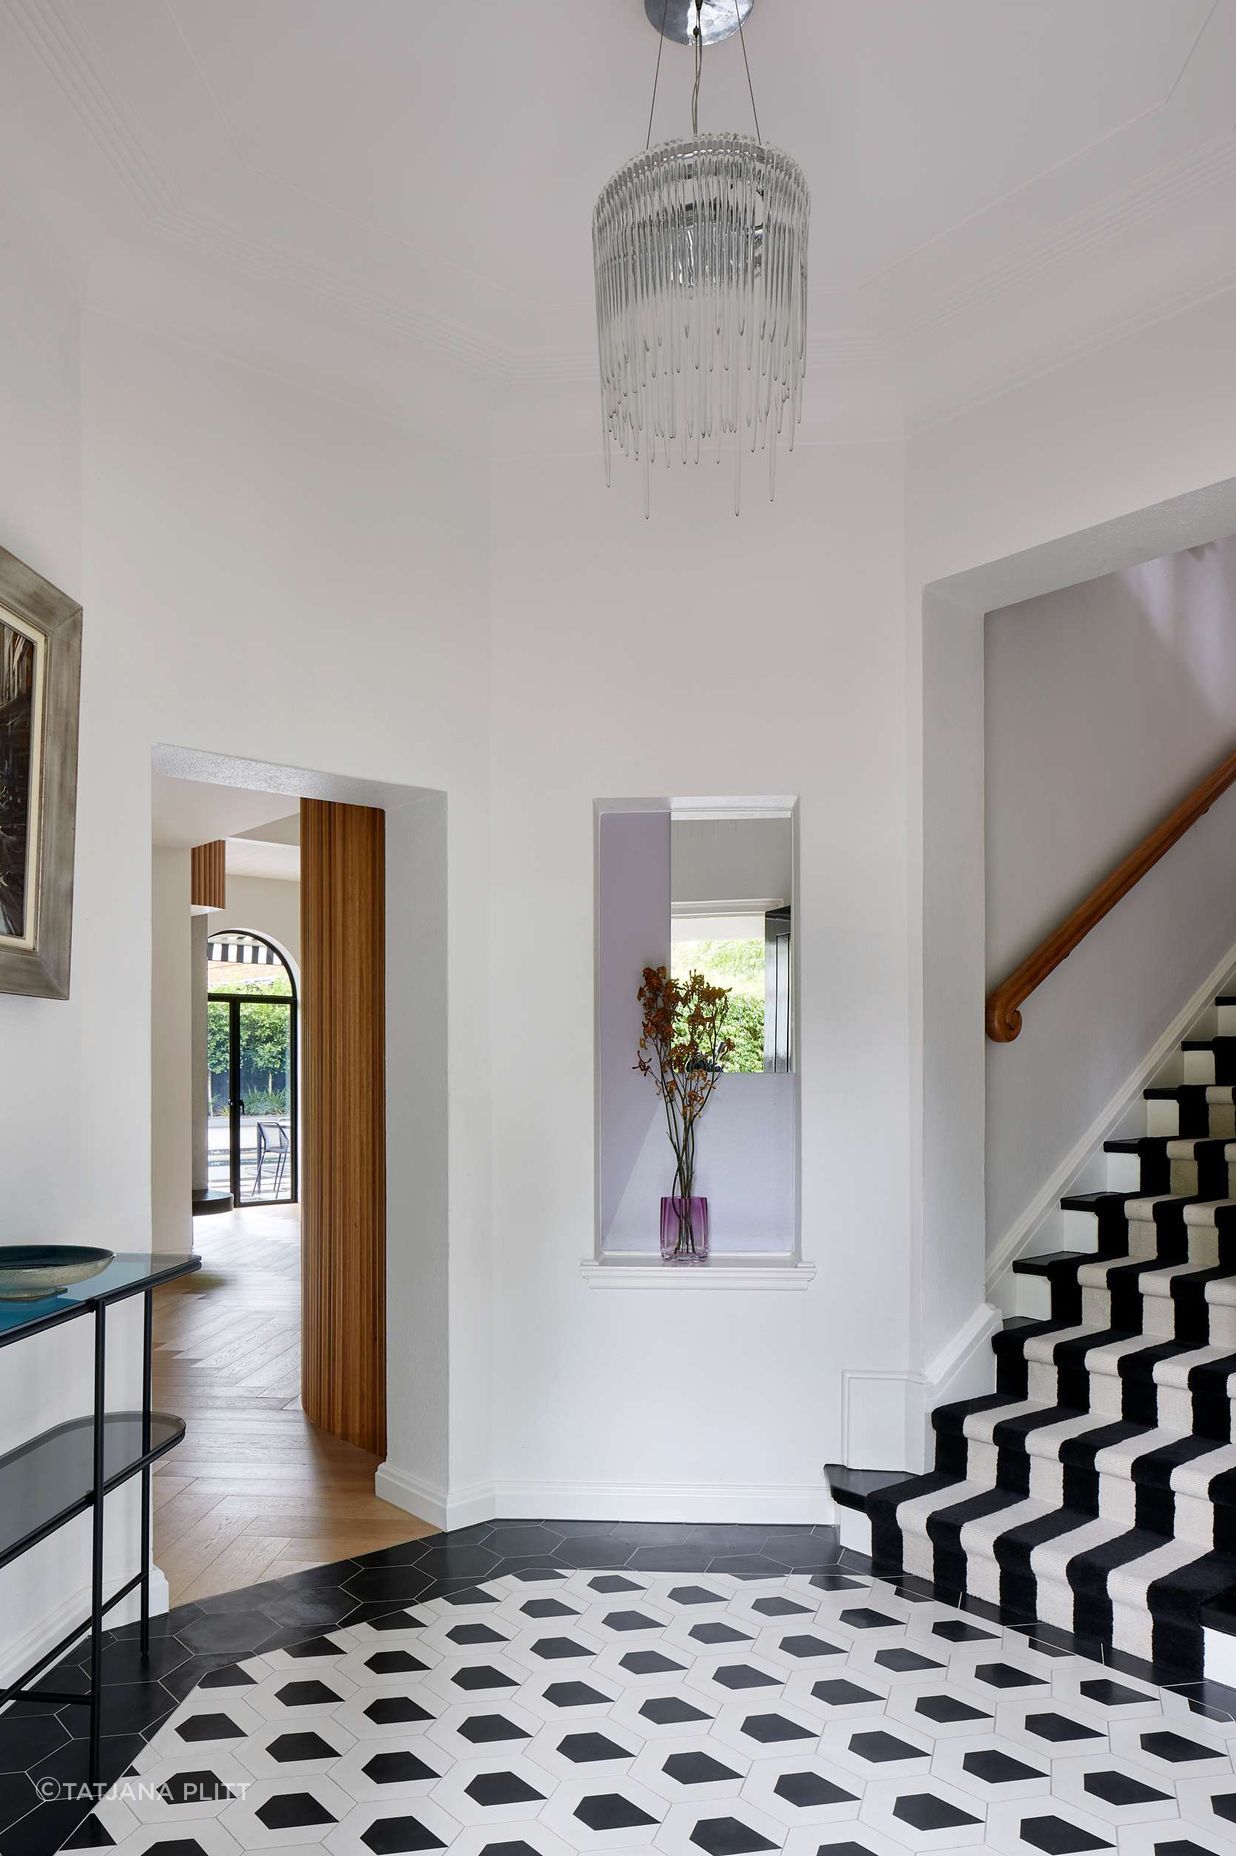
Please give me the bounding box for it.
[866,990,1236,1686]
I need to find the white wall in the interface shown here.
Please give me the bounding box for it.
[207,873,301,972]
[908,289,1236,1408]
[983,540,1236,1247]
[490,410,910,1513]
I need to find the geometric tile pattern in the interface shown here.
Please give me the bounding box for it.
[32,1560,1236,1856]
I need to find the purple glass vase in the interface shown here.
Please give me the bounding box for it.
[660,1196,709,1263]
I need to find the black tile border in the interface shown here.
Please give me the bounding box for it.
[1,1515,1233,1854]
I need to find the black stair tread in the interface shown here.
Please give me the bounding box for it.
[1215,995,1236,1005]
[823,1463,912,1513]
[1145,1084,1234,1097]
[1012,1251,1090,1275]
[1059,1190,1139,1208]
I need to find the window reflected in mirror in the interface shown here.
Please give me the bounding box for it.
[670,812,793,1074]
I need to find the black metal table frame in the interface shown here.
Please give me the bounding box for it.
[0,1255,199,1788]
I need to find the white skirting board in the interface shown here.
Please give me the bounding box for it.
[376,1462,836,1531]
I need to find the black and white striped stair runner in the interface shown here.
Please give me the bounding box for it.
[868,1000,1236,1683]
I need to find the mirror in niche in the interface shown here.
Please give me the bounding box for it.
[670,809,793,1074]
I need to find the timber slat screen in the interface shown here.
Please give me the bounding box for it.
[300,798,386,1454]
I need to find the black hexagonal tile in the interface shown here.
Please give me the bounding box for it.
[447,1624,509,1646]
[620,1650,684,1676]
[641,1696,713,1727]
[458,1714,532,1744]
[1016,1813,1113,1853]
[691,1623,751,1646]
[780,1634,844,1660]
[1024,1712,1103,1744]
[174,1712,246,1743]
[559,1733,629,1763]
[361,1813,448,1853]
[963,1749,1045,1785]
[1083,1769,1170,1807]
[838,1608,899,1631]
[774,1771,856,1809]
[364,1751,441,1786]
[156,1770,244,1807]
[689,1813,779,1854]
[713,1664,778,1692]
[467,1772,546,1807]
[543,1681,613,1710]
[847,1730,927,1765]
[451,1665,518,1691]
[530,1637,592,1662]
[275,1679,342,1709]
[874,1647,940,1673]
[893,1793,981,1833]
[913,1694,989,1726]
[1140,1729,1225,1763]
[519,1599,578,1620]
[255,1790,337,1829]
[366,1697,436,1727]
[367,1651,430,1675]
[573,1793,660,1832]
[741,1713,814,1744]
[665,1751,742,1786]
[267,1731,339,1763]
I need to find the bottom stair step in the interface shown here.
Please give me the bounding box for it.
[868,1470,1236,1681]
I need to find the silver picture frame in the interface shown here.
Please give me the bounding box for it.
[0,544,82,999]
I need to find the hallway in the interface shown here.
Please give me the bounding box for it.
[152,1203,433,1603]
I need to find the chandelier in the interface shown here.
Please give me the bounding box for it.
[593,0,810,516]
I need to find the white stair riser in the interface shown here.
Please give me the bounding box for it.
[1106,1151,1142,1191]
[1204,1622,1236,1682]
[1061,1206,1101,1250]
[1218,1004,1236,1036]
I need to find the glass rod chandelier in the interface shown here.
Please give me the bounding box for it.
[593,0,810,516]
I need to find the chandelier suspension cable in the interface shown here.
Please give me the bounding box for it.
[645,0,669,149]
[691,2,703,135]
[735,1,763,144]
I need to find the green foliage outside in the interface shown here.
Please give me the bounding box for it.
[208,979,293,1115]
[671,937,765,1073]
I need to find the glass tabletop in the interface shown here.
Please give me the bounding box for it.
[0,1251,201,1341]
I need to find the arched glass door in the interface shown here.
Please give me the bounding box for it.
[207,930,298,1206]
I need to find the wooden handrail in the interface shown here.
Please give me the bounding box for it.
[986,741,1236,1042]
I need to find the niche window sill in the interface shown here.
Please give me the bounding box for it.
[581,1253,815,1290]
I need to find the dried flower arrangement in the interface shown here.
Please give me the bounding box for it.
[635,964,732,1257]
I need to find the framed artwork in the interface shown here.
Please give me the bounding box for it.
[0,544,82,999]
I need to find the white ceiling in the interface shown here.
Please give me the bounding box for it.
[150,774,297,850]
[5,0,1236,430]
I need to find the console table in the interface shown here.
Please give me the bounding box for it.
[0,1251,200,1786]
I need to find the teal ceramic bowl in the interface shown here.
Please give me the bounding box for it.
[0,1245,115,1301]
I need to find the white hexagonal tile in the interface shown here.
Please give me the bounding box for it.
[119,1753,255,1826]
[817,1718,935,1784]
[983,1794,1121,1856]
[515,1671,624,1725]
[609,1684,718,1743]
[441,1823,580,1856]
[1048,1752,1181,1826]
[333,1687,443,1742]
[416,1614,520,1658]
[333,1644,442,1691]
[739,1751,864,1826]
[1175,1767,1236,1832]
[329,1734,454,1804]
[651,1795,789,1856]
[262,1633,356,1673]
[323,1794,464,1856]
[422,1696,547,1764]
[663,1614,758,1660]
[539,1774,668,1848]
[235,1719,359,1781]
[858,1772,987,1849]
[682,1652,789,1708]
[526,1715,645,1784]
[709,1698,824,1763]
[1108,1714,1235,1780]
[929,1731,1051,1803]
[1114,1820,1235,1856]
[420,1652,530,1705]
[783,1666,894,1724]
[593,1642,696,1693]
[629,1734,750,1805]
[991,1695,1112,1757]
[502,1625,608,1678]
[751,1623,851,1674]
[884,1679,996,1742]
[244,1668,358,1723]
[1049,1666,1165,1720]
[780,1823,908,1856]
[219,1772,355,1848]
[166,1692,267,1751]
[108,1820,246,1856]
[428,1750,557,1825]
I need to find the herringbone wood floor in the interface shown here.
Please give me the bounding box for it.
[152,1203,434,1604]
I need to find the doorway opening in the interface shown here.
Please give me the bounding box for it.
[207,929,299,1207]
